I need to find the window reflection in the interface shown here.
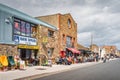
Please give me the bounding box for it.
[13,18,37,38]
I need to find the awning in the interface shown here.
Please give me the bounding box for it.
[67,48,80,54]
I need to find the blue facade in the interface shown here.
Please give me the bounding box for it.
[0,9,13,44]
[0,3,57,45]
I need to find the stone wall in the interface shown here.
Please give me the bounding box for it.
[37,25,60,58]
[59,13,78,50]
[0,44,17,56]
[37,13,78,58]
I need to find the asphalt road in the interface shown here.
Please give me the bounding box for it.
[33,59,120,80]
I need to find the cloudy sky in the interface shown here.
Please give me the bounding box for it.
[0,0,120,49]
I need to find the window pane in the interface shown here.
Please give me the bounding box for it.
[21,21,26,36]
[31,27,36,38]
[66,36,72,47]
[68,19,71,28]
[48,30,54,37]
[14,22,20,35]
[26,23,31,37]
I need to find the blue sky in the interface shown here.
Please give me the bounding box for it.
[0,0,120,49]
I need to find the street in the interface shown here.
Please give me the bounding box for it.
[33,59,120,80]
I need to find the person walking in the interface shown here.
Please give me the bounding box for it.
[103,54,107,63]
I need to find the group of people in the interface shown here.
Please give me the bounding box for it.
[55,53,110,65]
[55,56,80,65]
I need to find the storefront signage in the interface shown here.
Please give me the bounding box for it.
[14,35,37,45]
[42,36,48,43]
[18,45,39,49]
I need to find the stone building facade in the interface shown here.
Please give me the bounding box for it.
[37,13,78,58]
[0,44,17,56]
[90,44,99,53]
[102,45,118,55]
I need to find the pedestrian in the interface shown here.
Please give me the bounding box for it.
[48,58,52,67]
[103,54,107,63]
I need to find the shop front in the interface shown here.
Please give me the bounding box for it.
[0,4,57,71]
[66,48,80,63]
[14,33,39,66]
[18,45,39,66]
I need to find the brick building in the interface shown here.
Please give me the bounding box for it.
[102,45,118,55]
[90,44,99,53]
[37,13,79,58]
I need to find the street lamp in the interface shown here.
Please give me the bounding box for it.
[100,48,102,59]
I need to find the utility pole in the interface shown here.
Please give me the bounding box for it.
[90,33,93,52]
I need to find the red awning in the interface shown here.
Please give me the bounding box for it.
[67,48,80,54]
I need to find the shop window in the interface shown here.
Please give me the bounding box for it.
[31,24,37,38]
[13,17,36,38]
[14,21,20,35]
[21,21,26,36]
[26,23,31,37]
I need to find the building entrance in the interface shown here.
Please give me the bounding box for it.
[19,49,39,66]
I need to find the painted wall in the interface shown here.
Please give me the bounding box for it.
[0,10,13,44]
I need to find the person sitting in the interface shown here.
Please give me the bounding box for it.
[56,57,63,65]
[55,57,60,64]
[63,57,69,65]
[68,56,72,65]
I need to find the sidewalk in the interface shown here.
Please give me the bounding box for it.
[0,59,116,80]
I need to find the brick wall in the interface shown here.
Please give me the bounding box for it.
[37,13,78,58]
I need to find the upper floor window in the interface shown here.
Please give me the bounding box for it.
[31,24,37,38]
[21,21,26,36]
[13,18,37,38]
[48,30,54,37]
[14,21,20,35]
[68,19,71,28]
[66,36,72,48]
[26,23,31,37]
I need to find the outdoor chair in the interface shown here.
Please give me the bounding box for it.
[7,56,15,70]
[0,55,8,71]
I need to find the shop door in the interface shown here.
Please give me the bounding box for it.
[20,49,32,60]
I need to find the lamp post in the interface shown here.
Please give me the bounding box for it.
[100,48,102,59]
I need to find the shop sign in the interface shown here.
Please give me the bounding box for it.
[42,36,48,43]
[18,45,39,49]
[14,35,37,45]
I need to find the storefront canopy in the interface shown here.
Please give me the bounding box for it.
[67,48,80,54]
